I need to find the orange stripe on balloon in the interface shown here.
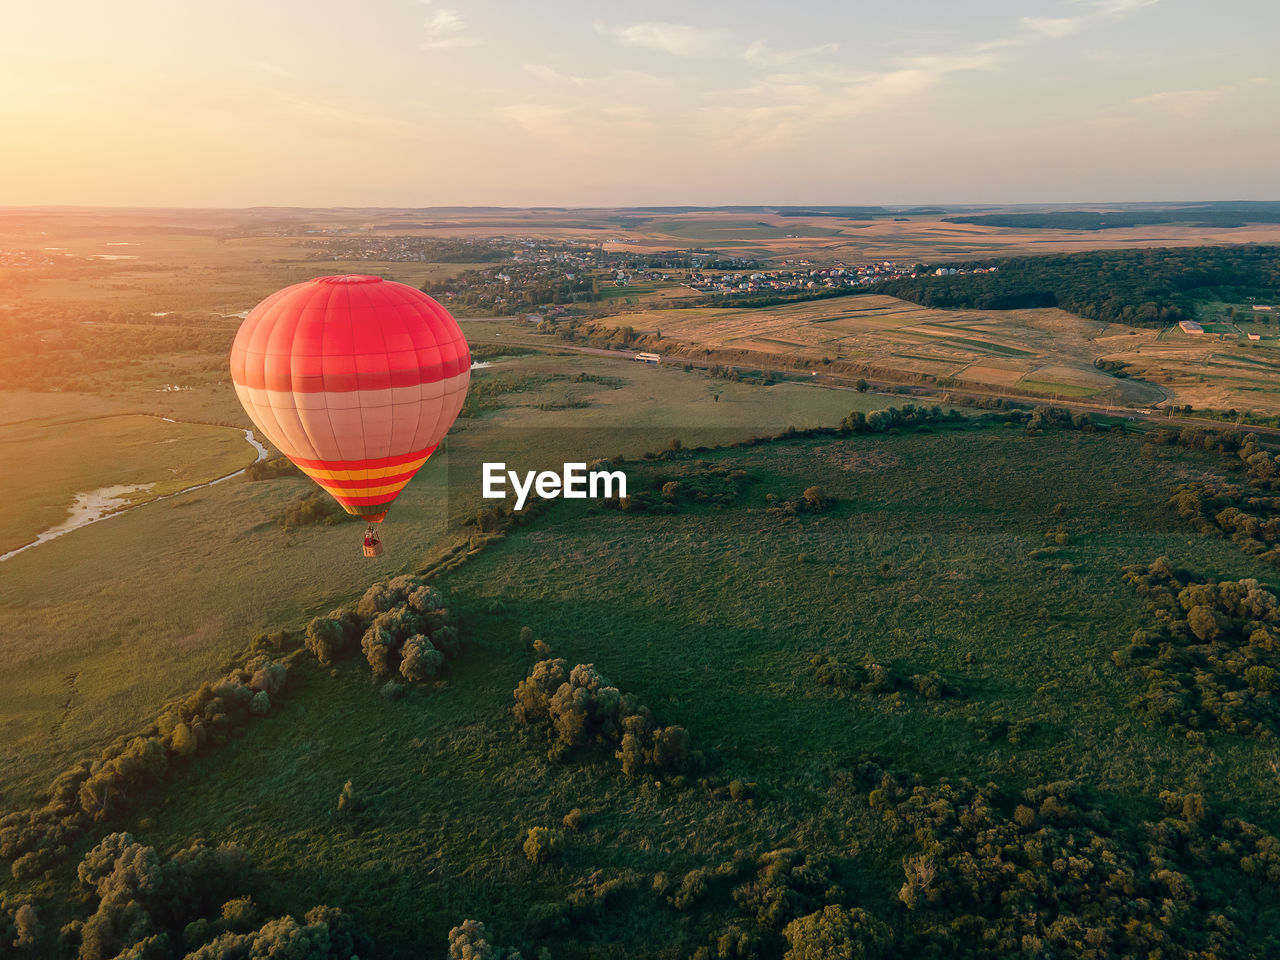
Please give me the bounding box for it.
[310,477,415,500]
[288,445,437,473]
[301,457,431,485]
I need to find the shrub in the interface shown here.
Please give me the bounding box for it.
[782,905,892,960]
[733,849,841,927]
[304,609,361,665]
[336,781,363,815]
[1120,561,1280,735]
[400,634,444,682]
[523,827,562,864]
[12,903,44,951]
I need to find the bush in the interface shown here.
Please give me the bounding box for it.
[336,781,363,815]
[523,826,562,864]
[304,609,361,665]
[782,905,892,960]
[513,658,698,779]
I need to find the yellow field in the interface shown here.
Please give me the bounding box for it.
[1111,331,1280,414]
[608,296,1169,406]
[603,210,1280,261]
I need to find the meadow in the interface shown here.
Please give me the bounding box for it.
[0,353,884,808]
[53,423,1280,959]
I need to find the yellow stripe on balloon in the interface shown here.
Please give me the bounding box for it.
[306,476,415,500]
[303,456,431,483]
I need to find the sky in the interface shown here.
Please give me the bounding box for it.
[1,0,1276,207]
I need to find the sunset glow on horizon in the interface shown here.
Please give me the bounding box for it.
[2,0,1277,208]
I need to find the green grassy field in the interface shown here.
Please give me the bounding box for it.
[74,425,1280,959]
[0,355,893,808]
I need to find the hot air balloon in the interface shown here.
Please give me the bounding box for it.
[229,275,470,556]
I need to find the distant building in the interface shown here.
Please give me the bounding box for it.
[633,352,661,364]
[1179,320,1204,334]
[1253,305,1273,311]
[1248,333,1262,340]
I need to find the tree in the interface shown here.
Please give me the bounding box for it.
[447,919,495,960]
[336,781,363,815]
[650,726,690,772]
[361,626,397,677]
[170,723,197,758]
[12,903,43,951]
[782,905,892,960]
[523,826,562,864]
[304,611,359,666]
[400,634,443,682]
[802,487,827,509]
[1186,604,1223,641]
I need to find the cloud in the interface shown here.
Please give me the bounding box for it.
[1017,0,1161,44]
[599,22,838,65]
[1132,77,1272,117]
[598,21,733,58]
[1020,16,1084,38]
[496,100,657,146]
[523,63,590,86]
[699,51,1000,150]
[609,68,679,91]
[423,8,478,48]
[742,41,840,67]
[1093,0,1161,14]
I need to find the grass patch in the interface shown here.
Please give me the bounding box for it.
[1016,379,1101,397]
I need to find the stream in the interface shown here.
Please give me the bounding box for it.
[0,426,268,564]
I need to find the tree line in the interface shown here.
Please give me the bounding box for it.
[876,246,1280,327]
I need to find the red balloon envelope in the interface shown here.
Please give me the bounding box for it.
[229,275,470,523]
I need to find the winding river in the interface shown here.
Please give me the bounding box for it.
[0,426,268,564]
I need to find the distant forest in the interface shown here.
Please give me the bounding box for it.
[945,202,1280,231]
[877,245,1280,326]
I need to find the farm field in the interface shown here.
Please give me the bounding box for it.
[9,207,1280,285]
[46,425,1279,959]
[617,210,1280,261]
[1113,320,1280,415]
[604,296,1167,407]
